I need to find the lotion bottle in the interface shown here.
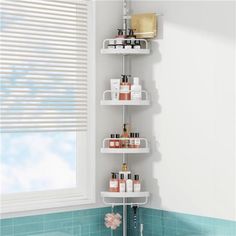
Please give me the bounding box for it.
[131,77,142,100]
[133,174,141,192]
[109,172,119,192]
[119,174,126,192]
[126,174,133,192]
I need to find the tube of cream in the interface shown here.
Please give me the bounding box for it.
[110,79,120,100]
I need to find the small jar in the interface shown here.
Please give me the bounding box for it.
[134,132,140,148]
[115,134,121,148]
[109,134,116,148]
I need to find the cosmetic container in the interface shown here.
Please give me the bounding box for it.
[109,172,119,192]
[129,133,135,148]
[133,174,141,192]
[131,77,142,100]
[119,174,126,192]
[119,75,131,100]
[116,29,126,45]
[109,134,116,148]
[110,79,120,100]
[115,134,121,148]
[134,132,141,148]
[126,174,133,192]
[133,40,141,49]
[121,123,129,148]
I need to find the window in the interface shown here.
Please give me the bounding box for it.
[0,0,95,216]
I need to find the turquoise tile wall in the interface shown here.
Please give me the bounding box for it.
[128,207,236,236]
[0,207,123,236]
[1,207,236,236]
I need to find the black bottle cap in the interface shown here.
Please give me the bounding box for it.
[128,174,132,179]
[117,29,124,35]
[120,174,124,179]
[135,133,139,138]
[130,133,134,138]
[111,172,116,179]
[134,174,139,180]
[116,134,120,138]
[123,124,127,132]
[128,29,136,38]
[110,134,115,138]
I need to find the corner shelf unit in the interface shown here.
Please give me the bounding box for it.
[101,191,150,207]
[101,90,150,106]
[101,38,150,55]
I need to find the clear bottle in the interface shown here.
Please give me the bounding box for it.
[109,134,116,148]
[133,174,141,192]
[119,75,131,100]
[121,124,129,148]
[119,174,126,192]
[115,134,121,148]
[131,77,142,101]
[126,174,133,192]
[109,172,119,192]
[134,132,141,148]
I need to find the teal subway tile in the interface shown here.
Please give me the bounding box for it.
[89,223,101,233]
[1,225,13,236]
[13,215,44,226]
[13,222,43,235]
[44,211,73,221]
[44,218,73,231]
[1,219,13,227]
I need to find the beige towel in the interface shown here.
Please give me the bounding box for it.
[131,13,157,39]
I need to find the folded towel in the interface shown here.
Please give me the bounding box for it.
[131,13,157,39]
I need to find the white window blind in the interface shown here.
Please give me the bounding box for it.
[0,0,88,132]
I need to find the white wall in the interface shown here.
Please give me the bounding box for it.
[128,1,236,221]
[95,1,235,221]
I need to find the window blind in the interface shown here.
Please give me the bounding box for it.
[0,0,89,132]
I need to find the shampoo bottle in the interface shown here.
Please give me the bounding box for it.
[119,174,126,192]
[131,77,142,100]
[133,174,141,192]
[109,172,119,192]
[126,174,133,192]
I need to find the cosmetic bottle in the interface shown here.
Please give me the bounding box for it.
[115,134,121,148]
[109,134,116,148]
[125,29,136,49]
[119,163,131,180]
[116,29,125,48]
[131,77,142,101]
[134,132,141,148]
[110,79,120,100]
[119,75,131,100]
[121,123,129,148]
[133,40,141,49]
[119,174,126,192]
[109,172,119,192]
[126,174,133,192]
[133,174,141,192]
[129,133,135,148]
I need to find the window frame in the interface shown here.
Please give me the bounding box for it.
[0,0,96,218]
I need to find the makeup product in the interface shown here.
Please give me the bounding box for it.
[126,174,133,192]
[119,174,126,192]
[129,133,135,148]
[131,77,142,100]
[121,123,129,148]
[119,75,131,100]
[110,79,120,100]
[134,132,141,148]
[109,172,119,192]
[116,29,125,45]
[115,134,121,148]
[133,174,141,192]
[119,163,131,180]
[109,134,116,148]
[133,40,141,49]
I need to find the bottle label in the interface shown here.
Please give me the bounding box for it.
[134,183,141,192]
[135,139,140,145]
[126,180,133,192]
[109,141,115,147]
[110,180,118,188]
[115,141,120,147]
[119,182,126,192]
[120,85,129,94]
[131,91,142,100]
